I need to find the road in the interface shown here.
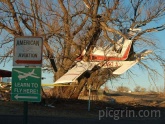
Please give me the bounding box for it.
[0,115,165,124]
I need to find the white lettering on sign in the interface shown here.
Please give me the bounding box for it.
[14,82,39,94]
[14,88,38,94]
[31,83,38,88]
[22,89,38,94]
[15,82,31,87]
[16,40,39,46]
[14,82,39,88]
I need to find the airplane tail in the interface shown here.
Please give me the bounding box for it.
[31,69,35,75]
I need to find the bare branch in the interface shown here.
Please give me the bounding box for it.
[5,0,23,35]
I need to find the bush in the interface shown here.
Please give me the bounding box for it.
[117,86,129,92]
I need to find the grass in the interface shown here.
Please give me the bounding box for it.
[1,92,165,118]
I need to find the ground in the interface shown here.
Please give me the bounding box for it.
[1,91,165,116]
[0,91,165,123]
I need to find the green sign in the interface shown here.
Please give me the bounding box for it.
[11,68,41,102]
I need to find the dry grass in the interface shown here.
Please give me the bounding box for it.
[1,92,165,118]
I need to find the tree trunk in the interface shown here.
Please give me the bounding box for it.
[70,78,87,99]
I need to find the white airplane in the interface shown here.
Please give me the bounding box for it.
[53,28,152,84]
[14,69,40,80]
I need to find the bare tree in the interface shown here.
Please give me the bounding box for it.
[117,86,130,92]
[134,86,141,92]
[0,0,165,99]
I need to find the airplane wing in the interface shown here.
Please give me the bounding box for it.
[14,69,40,78]
[14,69,26,74]
[28,75,40,78]
[113,49,152,75]
[54,61,97,84]
[112,61,138,75]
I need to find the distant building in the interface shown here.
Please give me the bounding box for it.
[0,69,12,83]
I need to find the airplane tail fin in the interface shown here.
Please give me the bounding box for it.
[31,69,35,75]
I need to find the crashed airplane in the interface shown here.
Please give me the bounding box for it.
[54,28,152,84]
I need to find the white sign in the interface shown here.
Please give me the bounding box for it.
[13,37,43,66]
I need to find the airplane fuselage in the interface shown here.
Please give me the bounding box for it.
[18,72,33,80]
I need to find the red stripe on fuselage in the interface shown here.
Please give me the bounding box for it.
[76,45,131,61]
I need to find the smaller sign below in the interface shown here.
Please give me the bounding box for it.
[11,68,41,102]
[13,36,43,66]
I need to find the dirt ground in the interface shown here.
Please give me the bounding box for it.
[1,91,165,119]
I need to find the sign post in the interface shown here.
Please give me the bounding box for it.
[24,101,28,124]
[12,36,43,124]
